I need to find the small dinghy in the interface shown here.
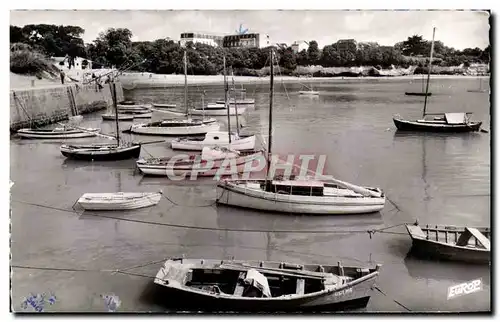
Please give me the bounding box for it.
[137,147,264,177]
[191,106,246,116]
[77,191,162,211]
[153,103,177,108]
[171,131,256,151]
[405,222,491,264]
[132,112,152,119]
[299,90,320,95]
[117,104,151,110]
[17,127,99,139]
[153,258,381,312]
[405,92,432,96]
[102,114,134,121]
[216,98,255,105]
[119,100,136,105]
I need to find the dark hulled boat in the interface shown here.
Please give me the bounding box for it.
[393,113,482,133]
[405,223,491,264]
[404,92,432,97]
[394,27,483,133]
[153,258,381,312]
[60,142,141,161]
[60,82,143,161]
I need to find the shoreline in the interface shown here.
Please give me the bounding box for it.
[118,73,491,89]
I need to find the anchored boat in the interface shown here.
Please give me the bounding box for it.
[153,258,382,312]
[393,27,482,133]
[60,82,143,161]
[136,146,264,177]
[102,113,134,121]
[217,50,385,215]
[17,127,99,139]
[171,131,256,151]
[405,222,491,264]
[76,191,162,211]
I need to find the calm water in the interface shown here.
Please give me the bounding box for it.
[10,77,491,312]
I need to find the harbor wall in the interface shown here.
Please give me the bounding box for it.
[10,82,124,131]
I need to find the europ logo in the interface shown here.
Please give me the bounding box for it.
[447,278,482,300]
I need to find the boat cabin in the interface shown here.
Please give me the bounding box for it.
[418,112,472,125]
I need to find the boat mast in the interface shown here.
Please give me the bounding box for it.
[231,70,240,136]
[184,50,188,117]
[223,55,231,144]
[112,81,120,144]
[266,49,274,180]
[422,27,436,118]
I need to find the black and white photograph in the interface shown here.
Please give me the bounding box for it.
[7,5,491,315]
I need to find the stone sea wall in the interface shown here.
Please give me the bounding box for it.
[10,82,124,131]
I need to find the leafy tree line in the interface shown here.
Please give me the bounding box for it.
[10,24,490,75]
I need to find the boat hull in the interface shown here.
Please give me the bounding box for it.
[130,122,221,136]
[409,239,490,264]
[77,192,161,210]
[216,99,255,105]
[404,92,432,96]
[216,180,386,215]
[191,107,246,116]
[137,152,263,177]
[171,135,256,151]
[17,128,99,139]
[393,117,482,133]
[60,144,142,161]
[102,114,134,121]
[153,103,177,108]
[152,259,379,312]
[299,91,320,95]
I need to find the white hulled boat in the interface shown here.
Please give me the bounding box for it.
[77,191,162,210]
[171,131,256,151]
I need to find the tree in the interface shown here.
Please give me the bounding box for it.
[321,45,341,67]
[402,35,427,56]
[88,28,134,68]
[279,47,297,70]
[307,40,321,65]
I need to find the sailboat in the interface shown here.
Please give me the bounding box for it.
[216,50,386,215]
[172,64,257,151]
[405,74,432,96]
[129,51,220,136]
[393,28,483,133]
[299,79,320,96]
[60,82,142,161]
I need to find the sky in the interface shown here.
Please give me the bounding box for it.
[9,10,491,50]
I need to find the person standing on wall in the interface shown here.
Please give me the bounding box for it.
[60,69,65,85]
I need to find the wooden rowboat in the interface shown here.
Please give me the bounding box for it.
[404,92,432,96]
[153,258,381,312]
[405,223,491,264]
[152,103,177,108]
[102,114,134,121]
[77,191,162,211]
[17,127,99,139]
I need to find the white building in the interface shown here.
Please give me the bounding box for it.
[291,41,309,54]
[223,33,271,49]
[52,56,92,70]
[180,33,223,47]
